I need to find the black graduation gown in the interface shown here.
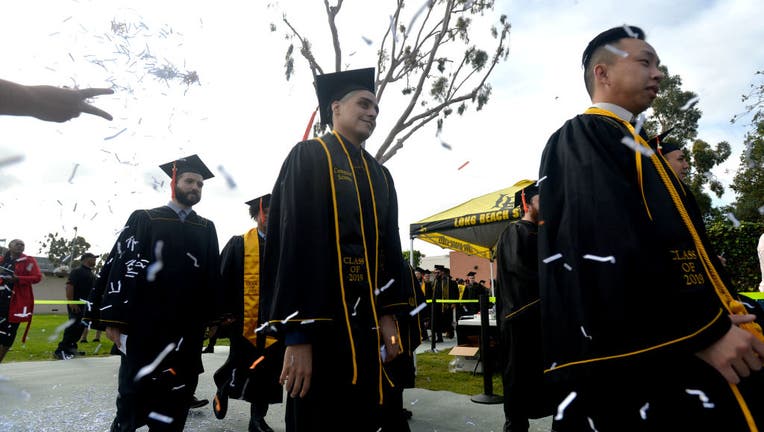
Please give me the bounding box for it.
[98,206,219,429]
[262,132,406,431]
[461,283,484,315]
[431,277,459,334]
[496,220,552,421]
[538,111,764,429]
[213,234,282,405]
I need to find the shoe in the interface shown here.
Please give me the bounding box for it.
[190,395,209,409]
[213,391,228,419]
[79,339,88,343]
[249,416,274,432]
[53,350,74,361]
[202,346,214,354]
[92,338,100,342]
[402,408,413,420]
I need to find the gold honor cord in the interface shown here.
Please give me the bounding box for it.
[587,107,762,430]
[331,131,386,405]
[316,136,359,385]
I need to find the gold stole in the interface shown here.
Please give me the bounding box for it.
[242,228,275,348]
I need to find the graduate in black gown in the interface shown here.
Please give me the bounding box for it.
[379,260,426,431]
[496,184,553,432]
[461,271,483,315]
[99,155,220,432]
[538,26,764,430]
[212,194,283,432]
[262,68,407,432]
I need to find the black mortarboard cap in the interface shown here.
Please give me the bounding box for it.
[648,128,677,154]
[158,154,214,180]
[315,68,376,127]
[582,25,645,70]
[424,269,431,274]
[80,252,97,260]
[414,267,425,273]
[467,271,476,276]
[434,264,445,270]
[514,184,539,210]
[245,194,271,210]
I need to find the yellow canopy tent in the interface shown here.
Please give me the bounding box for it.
[409,179,535,260]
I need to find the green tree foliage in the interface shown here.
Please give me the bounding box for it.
[402,249,425,267]
[706,221,764,291]
[730,118,764,223]
[39,230,91,269]
[644,65,729,219]
[272,0,511,163]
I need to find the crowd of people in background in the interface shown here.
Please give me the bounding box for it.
[2,22,764,432]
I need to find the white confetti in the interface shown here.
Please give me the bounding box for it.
[300,319,315,325]
[639,402,650,420]
[47,318,76,342]
[361,36,373,45]
[535,176,547,186]
[0,154,24,168]
[563,263,573,271]
[282,310,299,324]
[217,165,237,189]
[374,278,395,296]
[555,391,577,420]
[171,384,186,391]
[99,304,113,311]
[104,127,127,141]
[542,253,562,264]
[67,163,79,183]
[186,252,199,267]
[622,24,638,38]
[580,326,592,340]
[405,0,433,37]
[93,343,103,354]
[148,411,173,424]
[633,113,646,136]
[680,96,700,111]
[147,241,164,282]
[604,44,628,58]
[410,399,419,405]
[410,302,428,316]
[175,337,183,351]
[583,254,616,264]
[351,297,361,316]
[621,136,655,157]
[254,322,269,333]
[587,417,599,432]
[13,306,31,319]
[725,213,741,228]
[134,343,176,381]
[758,205,764,215]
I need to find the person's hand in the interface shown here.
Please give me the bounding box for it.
[380,314,401,363]
[730,314,757,326]
[280,344,312,398]
[105,326,122,347]
[696,324,764,384]
[29,85,114,122]
[69,303,81,314]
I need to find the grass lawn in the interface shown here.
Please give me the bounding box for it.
[3,314,230,363]
[415,349,503,397]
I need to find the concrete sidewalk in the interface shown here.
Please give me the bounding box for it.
[0,344,553,432]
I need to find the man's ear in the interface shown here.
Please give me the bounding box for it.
[594,63,608,85]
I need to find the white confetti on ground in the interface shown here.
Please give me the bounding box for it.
[134,343,176,381]
[583,254,616,264]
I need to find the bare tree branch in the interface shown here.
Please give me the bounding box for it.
[323,0,344,72]
[379,111,440,164]
[283,17,324,77]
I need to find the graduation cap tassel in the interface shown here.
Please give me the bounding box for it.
[521,189,528,213]
[302,106,319,141]
[171,162,177,200]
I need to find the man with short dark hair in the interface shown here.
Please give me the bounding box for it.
[263,67,406,432]
[98,154,220,432]
[212,194,282,432]
[461,271,482,315]
[54,252,97,360]
[538,25,764,429]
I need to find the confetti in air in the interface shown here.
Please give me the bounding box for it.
[583,254,616,264]
[47,318,77,342]
[249,355,265,370]
[640,402,650,420]
[351,297,361,316]
[440,139,452,150]
[361,36,373,45]
[254,322,269,333]
[633,114,646,136]
[13,306,31,319]
[185,252,199,267]
[67,163,79,183]
[217,165,237,189]
[134,343,176,381]
[604,44,628,58]
[580,326,592,340]
[622,24,638,38]
[300,319,315,325]
[621,137,655,157]
[104,128,127,141]
[542,253,563,264]
[536,176,547,186]
[457,161,470,170]
[758,205,764,215]
[175,337,183,351]
[147,241,164,282]
[555,391,577,420]
[282,310,299,324]
[405,0,433,37]
[587,417,599,432]
[685,389,715,408]
[374,279,395,296]
[148,412,174,424]
[680,96,700,111]
[0,154,24,168]
[410,302,428,316]
[563,263,573,271]
[725,213,741,228]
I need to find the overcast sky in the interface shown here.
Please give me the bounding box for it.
[1,0,762,260]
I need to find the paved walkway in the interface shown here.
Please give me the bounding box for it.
[0,344,553,432]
